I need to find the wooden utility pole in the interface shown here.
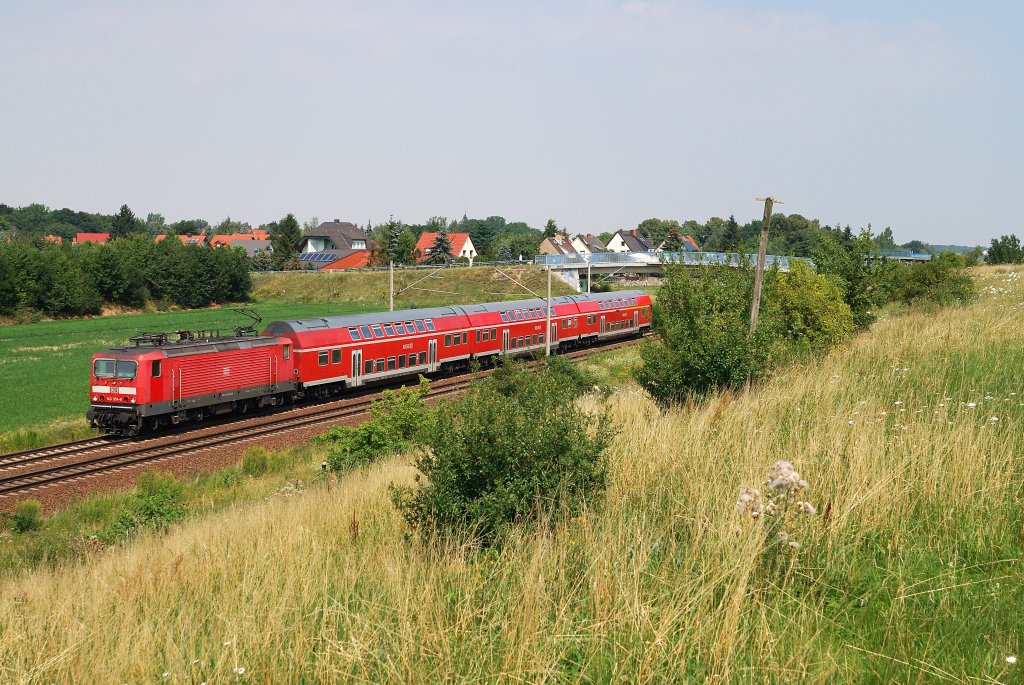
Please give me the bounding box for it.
[749,196,783,335]
[545,267,553,356]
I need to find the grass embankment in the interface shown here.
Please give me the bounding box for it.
[0,267,1021,682]
[0,266,573,452]
[251,265,575,308]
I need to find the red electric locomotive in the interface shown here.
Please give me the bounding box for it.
[87,291,651,435]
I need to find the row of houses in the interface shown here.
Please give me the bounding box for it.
[538,229,700,258]
[49,230,275,258]
[298,220,478,270]
[49,222,699,271]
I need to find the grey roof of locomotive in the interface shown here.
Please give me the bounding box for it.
[263,291,647,334]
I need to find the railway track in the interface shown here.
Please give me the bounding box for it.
[0,334,645,500]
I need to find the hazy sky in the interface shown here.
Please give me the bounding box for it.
[2,1,1020,244]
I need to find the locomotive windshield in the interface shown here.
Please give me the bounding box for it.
[93,359,137,379]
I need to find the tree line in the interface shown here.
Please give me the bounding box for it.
[0,234,251,319]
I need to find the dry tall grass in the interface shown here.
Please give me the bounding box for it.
[2,267,1022,683]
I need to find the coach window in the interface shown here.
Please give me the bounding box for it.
[417,351,426,365]
[387,357,396,371]
[490,327,497,339]
[319,351,329,366]
[371,324,384,338]
[408,353,417,366]
[393,322,405,335]
[383,323,395,336]
[332,349,341,364]
[348,327,362,341]
[359,325,372,339]
[364,360,373,375]
[405,321,415,333]
[444,334,452,347]
[475,330,480,343]
[414,320,426,333]
[151,360,162,378]
[398,355,406,369]
[425,320,436,332]
[376,359,385,372]
[500,312,509,322]
[539,334,545,344]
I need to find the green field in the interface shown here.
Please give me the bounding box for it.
[0,266,575,451]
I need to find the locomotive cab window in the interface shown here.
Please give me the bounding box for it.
[151,360,162,378]
[94,359,116,378]
[283,345,290,360]
[318,351,329,366]
[112,360,137,379]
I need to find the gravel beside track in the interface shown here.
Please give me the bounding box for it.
[0,336,644,512]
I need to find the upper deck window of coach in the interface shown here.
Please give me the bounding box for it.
[405,321,416,333]
[500,312,509,322]
[383,323,395,336]
[414,320,426,333]
[359,325,372,339]
[425,320,436,332]
[348,327,362,341]
[394,322,406,335]
[371,324,384,338]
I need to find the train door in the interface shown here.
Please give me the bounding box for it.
[502,329,510,354]
[600,315,606,335]
[428,339,437,372]
[351,349,363,387]
[550,322,558,347]
[633,310,638,330]
[270,355,278,391]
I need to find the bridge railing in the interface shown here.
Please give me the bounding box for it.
[534,251,814,270]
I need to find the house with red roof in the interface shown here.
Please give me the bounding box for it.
[156,234,208,247]
[209,232,270,248]
[72,232,111,245]
[322,251,371,270]
[43,235,63,245]
[414,232,476,263]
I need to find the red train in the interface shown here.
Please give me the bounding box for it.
[87,291,652,435]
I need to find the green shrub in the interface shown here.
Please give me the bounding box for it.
[767,260,854,352]
[241,448,270,476]
[635,263,780,404]
[900,252,974,306]
[98,470,186,543]
[12,499,43,534]
[391,360,610,547]
[316,378,430,472]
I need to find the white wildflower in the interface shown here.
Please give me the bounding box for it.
[894,400,903,405]
[966,402,977,408]
[848,420,855,425]
[778,530,789,542]
[788,541,801,550]
[991,416,999,422]
[797,501,817,515]
[234,667,246,675]
[223,641,232,647]
[1007,656,1017,664]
